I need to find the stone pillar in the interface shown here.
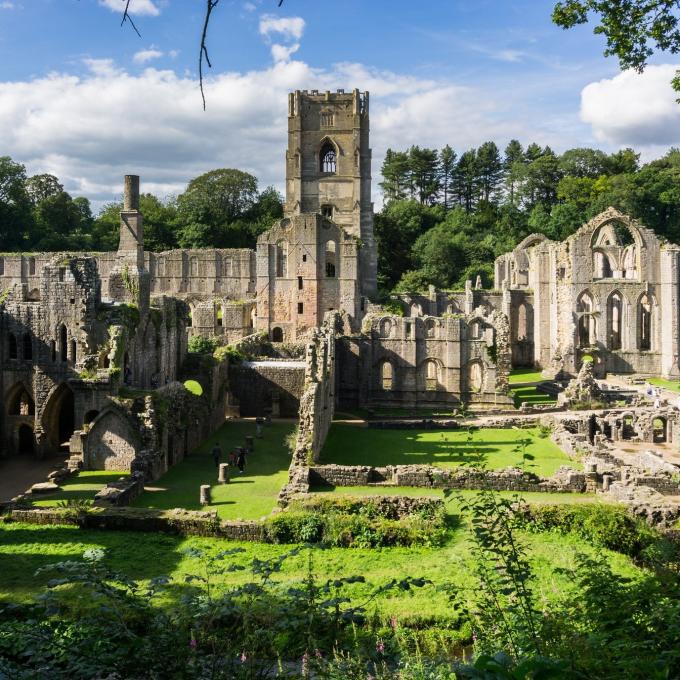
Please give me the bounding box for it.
[199,485,211,505]
[602,474,613,491]
[218,464,230,484]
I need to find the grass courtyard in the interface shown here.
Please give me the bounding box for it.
[320,424,577,476]
[131,420,295,520]
[27,471,128,507]
[649,377,680,393]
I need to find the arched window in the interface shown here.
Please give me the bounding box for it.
[517,303,528,340]
[22,333,32,361]
[8,334,17,359]
[607,292,623,350]
[325,241,337,278]
[638,293,653,351]
[8,388,35,416]
[50,340,56,362]
[271,327,283,342]
[594,251,613,278]
[320,141,337,173]
[468,361,483,392]
[470,321,482,340]
[380,361,393,391]
[380,319,392,338]
[59,324,68,361]
[70,339,77,363]
[576,292,596,348]
[276,241,288,278]
[216,305,223,327]
[424,360,438,391]
[321,204,334,219]
[425,319,436,339]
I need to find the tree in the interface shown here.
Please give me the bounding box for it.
[0,157,33,251]
[25,174,64,205]
[408,146,440,205]
[452,150,479,212]
[476,141,503,203]
[380,149,411,202]
[503,140,524,205]
[439,145,457,210]
[559,148,610,178]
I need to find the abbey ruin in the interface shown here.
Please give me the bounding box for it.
[2,89,680,526]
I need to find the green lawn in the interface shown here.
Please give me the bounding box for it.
[509,368,546,384]
[319,424,578,476]
[28,471,128,507]
[511,385,557,408]
[0,520,640,624]
[648,377,680,394]
[131,420,294,520]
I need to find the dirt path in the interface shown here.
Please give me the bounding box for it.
[0,454,67,502]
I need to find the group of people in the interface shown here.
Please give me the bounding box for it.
[644,382,680,410]
[211,442,247,473]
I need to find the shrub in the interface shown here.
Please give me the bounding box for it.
[187,335,218,355]
[213,344,244,364]
[265,511,325,543]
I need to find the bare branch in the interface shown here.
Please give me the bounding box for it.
[121,0,141,38]
[199,0,220,111]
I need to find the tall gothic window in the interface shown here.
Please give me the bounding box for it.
[320,142,337,173]
[607,292,623,350]
[276,241,288,278]
[325,241,336,278]
[424,360,438,391]
[577,291,596,348]
[639,293,653,350]
[380,360,393,391]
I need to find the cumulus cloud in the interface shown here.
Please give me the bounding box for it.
[0,56,610,210]
[271,43,300,63]
[99,0,160,17]
[133,48,164,64]
[259,15,305,42]
[581,64,680,147]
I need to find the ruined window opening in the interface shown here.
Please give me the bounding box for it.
[298,276,303,290]
[608,292,623,350]
[320,142,337,173]
[8,334,17,359]
[302,254,307,263]
[22,333,32,361]
[70,339,77,363]
[380,361,393,391]
[298,302,304,314]
[10,389,35,416]
[425,319,436,339]
[50,340,56,362]
[425,360,438,391]
[517,303,528,340]
[28,257,36,276]
[380,319,392,338]
[321,204,334,219]
[271,327,283,342]
[217,306,223,327]
[470,321,482,340]
[576,292,596,348]
[639,294,653,351]
[321,112,334,127]
[58,268,65,282]
[276,241,288,278]
[325,241,337,278]
[469,361,483,392]
[59,325,67,362]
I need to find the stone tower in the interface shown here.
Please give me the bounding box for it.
[285,89,376,298]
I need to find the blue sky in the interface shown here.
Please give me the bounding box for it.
[1,0,679,209]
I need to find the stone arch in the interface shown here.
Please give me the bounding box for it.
[424,318,436,339]
[325,240,337,277]
[84,409,100,425]
[637,292,657,351]
[420,358,440,391]
[379,359,394,391]
[27,288,40,301]
[606,290,625,350]
[379,318,393,338]
[653,417,667,444]
[318,136,339,174]
[17,424,35,455]
[271,326,284,342]
[576,290,597,348]
[42,383,76,453]
[5,382,35,416]
[467,360,484,392]
[85,407,139,471]
[410,302,423,317]
[593,249,615,278]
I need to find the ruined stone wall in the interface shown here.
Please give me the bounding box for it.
[228,362,305,417]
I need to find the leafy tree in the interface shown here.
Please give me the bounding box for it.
[25,173,64,204]
[380,149,411,202]
[504,139,525,205]
[452,149,479,212]
[408,145,440,205]
[0,156,33,251]
[559,147,610,178]
[476,141,503,203]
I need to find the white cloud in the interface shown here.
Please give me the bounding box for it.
[133,48,164,64]
[243,2,257,12]
[581,64,680,147]
[271,43,299,63]
[259,15,305,42]
[99,0,160,17]
[493,49,526,63]
[1,56,672,212]
[0,2,15,9]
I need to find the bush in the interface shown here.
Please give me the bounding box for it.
[213,344,244,364]
[265,511,325,543]
[187,335,218,355]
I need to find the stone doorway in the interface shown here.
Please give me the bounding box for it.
[17,424,34,455]
[43,384,76,453]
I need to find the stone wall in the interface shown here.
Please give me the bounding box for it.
[228,362,305,417]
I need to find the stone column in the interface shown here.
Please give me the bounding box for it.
[199,485,211,505]
[218,464,230,484]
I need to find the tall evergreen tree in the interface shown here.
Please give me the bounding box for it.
[476,141,503,203]
[452,150,479,212]
[409,146,440,205]
[379,149,411,202]
[503,140,524,205]
[439,145,457,211]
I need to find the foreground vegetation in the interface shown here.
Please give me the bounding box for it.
[1,496,677,678]
[320,424,575,476]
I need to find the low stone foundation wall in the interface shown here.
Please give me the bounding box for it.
[5,507,265,540]
[310,464,590,493]
[93,473,146,506]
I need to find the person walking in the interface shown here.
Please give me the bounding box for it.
[211,442,222,468]
[236,448,246,474]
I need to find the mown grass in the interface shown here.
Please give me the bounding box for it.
[511,385,557,408]
[508,368,546,384]
[131,421,294,520]
[27,471,128,507]
[320,425,578,476]
[649,377,680,394]
[0,519,640,624]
